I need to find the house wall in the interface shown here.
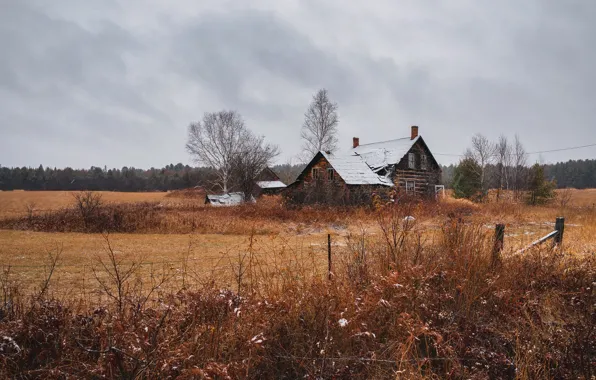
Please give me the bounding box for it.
[287,155,373,206]
[256,186,285,196]
[392,140,442,197]
[300,156,347,187]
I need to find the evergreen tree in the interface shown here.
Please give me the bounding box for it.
[526,163,556,205]
[452,158,483,200]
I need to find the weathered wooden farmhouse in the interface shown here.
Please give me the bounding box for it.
[287,126,442,204]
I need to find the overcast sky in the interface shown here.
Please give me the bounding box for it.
[1,0,595,169]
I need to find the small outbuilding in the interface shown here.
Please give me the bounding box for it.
[253,167,286,196]
[205,192,254,206]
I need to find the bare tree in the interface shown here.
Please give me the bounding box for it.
[72,191,103,230]
[186,111,250,193]
[467,134,495,197]
[25,201,36,227]
[231,133,279,200]
[512,135,528,199]
[301,89,339,158]
[495,135,512,201]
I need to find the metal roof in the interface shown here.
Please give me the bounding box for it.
[350,136,419,172]
[256,180,286,189]
[320,151,393,186]
[295,135,428,188]
[206,192,253,206]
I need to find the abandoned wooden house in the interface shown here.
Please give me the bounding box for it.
[286,126,442,204]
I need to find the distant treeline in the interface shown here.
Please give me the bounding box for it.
[543,159,596,189]
[1,159,593,192]
[0,163,306,192]
[441,158,596,189]
[0,164,219,192]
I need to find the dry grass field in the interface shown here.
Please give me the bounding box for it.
[0,189,595,296]
[0,230,333,299]
[0,189,594,378]
[559,187,596,207]
[0,190,169,220]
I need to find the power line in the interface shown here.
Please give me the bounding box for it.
[433,152,463,157]
[433,142,596,158]
[526,143,596,155]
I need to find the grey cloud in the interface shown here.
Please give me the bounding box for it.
[1,0,595,168]
[169,9,438,146]
[169,10,354,105]
[0,1,174,167]
[1,3,132,92]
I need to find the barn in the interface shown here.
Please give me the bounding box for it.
[253,167,286,196]
[287,126,442,204]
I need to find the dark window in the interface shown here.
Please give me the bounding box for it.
[312,168,321,180]
[408,153,416,169]
[421,154,428,170]
[406,181,415,194]
[327,168,335,181]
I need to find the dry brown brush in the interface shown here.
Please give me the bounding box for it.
[0,193,369,235]
[1,212,594,378]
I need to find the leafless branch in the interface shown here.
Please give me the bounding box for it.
[301,89,339,158]
[186,110,278,195]
[186,110,249,193]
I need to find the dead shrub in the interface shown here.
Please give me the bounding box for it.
[0,197,376,235]
[556,187,574,208]
[0,230,594,378]
[73,191,104,230]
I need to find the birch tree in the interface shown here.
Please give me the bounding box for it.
[466,134,495,198]
[495,135,512,201]
[512,135,528,199]
[301,89,339,158]
[186,111,277,194]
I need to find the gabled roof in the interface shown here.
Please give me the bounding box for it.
[320,151,393,186]
[351,136,419,172]
[291,131,439,188]
[257,167,281,182]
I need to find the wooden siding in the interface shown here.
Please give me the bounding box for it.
[300,156,347,187]
[290,136,442,203]
[392,139,441,197]
[393,169,441,196]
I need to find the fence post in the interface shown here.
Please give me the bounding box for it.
[554,217,565,246]
[327,234,332,280]
[492,224,505,266]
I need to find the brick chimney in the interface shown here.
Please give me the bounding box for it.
[353,137,360,148]
[411,126,419,140]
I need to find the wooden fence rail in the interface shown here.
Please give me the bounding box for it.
[327,218,565,276]
[491,217,566,260]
